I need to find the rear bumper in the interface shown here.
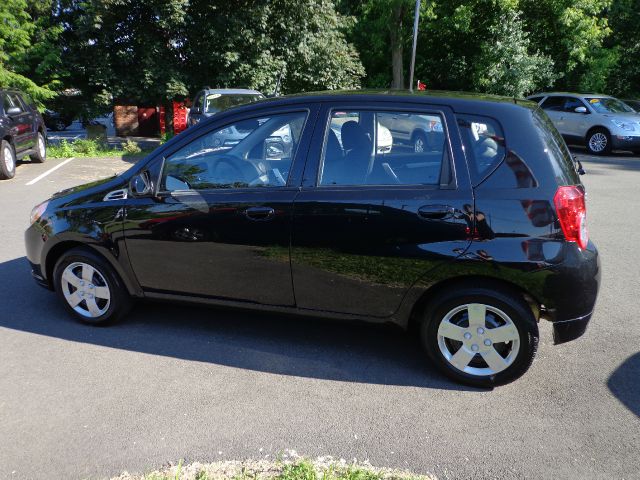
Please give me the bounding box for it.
[552,311,592,344]
[544,241,600,344]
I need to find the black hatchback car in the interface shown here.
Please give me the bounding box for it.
[1,89,47,179]
[25,91,600,386]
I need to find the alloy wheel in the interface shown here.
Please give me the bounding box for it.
[589,132,608,153]
[3,145,15,172]
[414,136,425,153]
[437,303,520,376]
[38,134,46,159]
[60,262,111,318]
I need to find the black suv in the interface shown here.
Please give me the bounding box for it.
[0,89,47,179]
[25,91,600,386]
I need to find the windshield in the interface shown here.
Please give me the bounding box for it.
[205,94,263,114]
[585,97,635,114]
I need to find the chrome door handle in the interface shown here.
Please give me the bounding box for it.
[418,205,455,220]
[244,206,275,221]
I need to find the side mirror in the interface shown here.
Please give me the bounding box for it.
[6,107,21,116]
[574,106,588,114]
[129,171,153,196]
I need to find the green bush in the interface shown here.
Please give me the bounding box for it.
[122,139,142,155]
[72,139,101,155]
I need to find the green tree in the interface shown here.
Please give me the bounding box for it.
[0,0,57,104]
[605,0,640,97]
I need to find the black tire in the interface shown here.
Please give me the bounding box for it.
[53,247,133,325]
[586,128,612,155]
[419,285,538,387]
[0,139,16,180]
[54,119,67,131]
[30,131,46,163]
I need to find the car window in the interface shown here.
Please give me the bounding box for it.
[563,97,587,112]
[9,94,26,112]
[318,109,446,186]
[20,93,36,108]
[532,110,580,184]
[191,93,203,113]
[540,96,566,111]
[456,114,506,183]
[528,96,544,104]
[584,97,635,114]
[3,93,22,113]
[162,111,307,191]
[205,94,264,114]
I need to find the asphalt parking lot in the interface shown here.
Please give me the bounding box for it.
[0,151,638,480]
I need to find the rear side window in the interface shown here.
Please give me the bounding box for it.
[528,96,544,104]
[318,109,447,186]
[532,110,580,185]
[3,93,24,113]
[540,96,566,111]
[456,114,506,184]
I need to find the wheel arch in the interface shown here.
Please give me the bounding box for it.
[44,240,140,296]
[585,125,610,140]
[407,275,541,334]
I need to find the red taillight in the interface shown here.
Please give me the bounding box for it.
[553,186,588,249]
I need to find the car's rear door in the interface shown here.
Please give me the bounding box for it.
[290,101,473,318]
[123,104,319,306]
[3,93,35,153]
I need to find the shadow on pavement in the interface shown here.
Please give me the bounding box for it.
[572,148,640,172]
[0,256,472,391]
[608,352,640,417]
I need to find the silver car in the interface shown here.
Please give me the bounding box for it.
[527,92,640,155]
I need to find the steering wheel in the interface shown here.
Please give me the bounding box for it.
[211,155,263,187]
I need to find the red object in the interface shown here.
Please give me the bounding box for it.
[172,100,189,134]
[554,186,588,249]
[417,80,427,91]
[159,106,166,135]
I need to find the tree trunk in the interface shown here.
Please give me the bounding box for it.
[390,2,405,89]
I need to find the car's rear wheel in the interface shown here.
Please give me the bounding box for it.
[0,140,16,180]
[30,132,46,163]
[53,248,133,325]
[54,119,67,131]
[420,286,538,387]
[586,128,612,155]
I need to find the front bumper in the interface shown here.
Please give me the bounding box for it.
[611,134,640,150]
[25,222,51,290]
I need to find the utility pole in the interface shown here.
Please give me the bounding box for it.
[408,0,421,92]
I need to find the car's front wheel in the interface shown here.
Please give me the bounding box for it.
[53,248,133,325]
[0,139,16,180]
[30,132,46,163]
[586,128,612,155]
[420,286,538,387]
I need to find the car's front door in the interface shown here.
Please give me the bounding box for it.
[561,97,590,138]
[123,106,317,306]
[290,102,473,318]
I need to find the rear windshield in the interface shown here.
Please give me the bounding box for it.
[205,94,263,114]
[532,109,580,185]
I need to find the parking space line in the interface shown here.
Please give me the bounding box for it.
[25,157,76,185]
